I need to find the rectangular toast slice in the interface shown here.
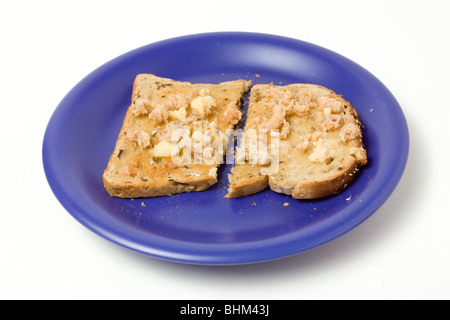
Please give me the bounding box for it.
[103,74,251,198]
[226,83,367,199]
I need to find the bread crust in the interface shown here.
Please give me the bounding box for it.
[269,157,362,199]
[103,173,215,198]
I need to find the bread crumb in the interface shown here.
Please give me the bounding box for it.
[283,202,289,207]
[141,202,146,207]
[255,74,260,78]
[251,201,256,206]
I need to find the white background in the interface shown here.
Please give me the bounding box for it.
[1,0,449,300]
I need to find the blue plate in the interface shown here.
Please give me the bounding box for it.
[43,32,409,265]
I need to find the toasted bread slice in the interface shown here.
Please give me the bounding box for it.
[103,74,251,198]
[226,83,367,199]
[225,164,269,198]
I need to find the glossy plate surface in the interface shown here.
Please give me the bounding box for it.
[43,32,409,265]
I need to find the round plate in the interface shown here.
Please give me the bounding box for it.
[43,32,409,265]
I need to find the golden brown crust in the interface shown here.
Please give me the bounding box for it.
[274,158,363,199]
[103,173,215,198]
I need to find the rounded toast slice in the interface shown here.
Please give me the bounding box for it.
[226,83,367,199]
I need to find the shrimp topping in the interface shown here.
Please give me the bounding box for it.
[223,104,242,125]
[340,123,361,142]
[132,98,151,116]
[321,114,343,132]
[318,96,342,114]
[129,129,150,149]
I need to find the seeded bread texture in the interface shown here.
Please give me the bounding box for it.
[103,74,251,198]
[226,83,367,199]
